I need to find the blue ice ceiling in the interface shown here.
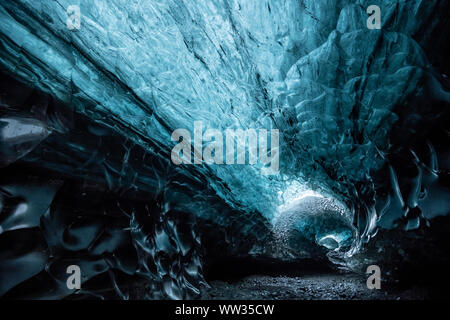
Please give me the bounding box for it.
[0,0,449,299]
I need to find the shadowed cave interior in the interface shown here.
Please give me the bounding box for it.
[1,0,450,300]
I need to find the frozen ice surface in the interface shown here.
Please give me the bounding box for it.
[0,0,449,299]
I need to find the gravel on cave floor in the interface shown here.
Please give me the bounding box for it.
[201,273,428,300]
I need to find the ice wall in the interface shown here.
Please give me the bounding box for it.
[1,0,449,299]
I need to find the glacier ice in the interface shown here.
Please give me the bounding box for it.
[0,0,449,299]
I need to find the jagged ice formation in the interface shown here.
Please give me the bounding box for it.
[0,0,449,299]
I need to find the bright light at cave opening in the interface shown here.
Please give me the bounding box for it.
[273,181,353,252]
[275,180,325,219]
[317,234,340,250]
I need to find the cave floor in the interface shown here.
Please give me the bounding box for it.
[201,273,427,300]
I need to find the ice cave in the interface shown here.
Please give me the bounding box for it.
[0,0,449,300]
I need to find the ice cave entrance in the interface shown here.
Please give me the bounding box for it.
[273,187,355,255]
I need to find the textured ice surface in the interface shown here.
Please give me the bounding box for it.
[271,195,355,259]
[0,0,449,299]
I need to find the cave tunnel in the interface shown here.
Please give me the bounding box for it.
[1,0,450,300]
